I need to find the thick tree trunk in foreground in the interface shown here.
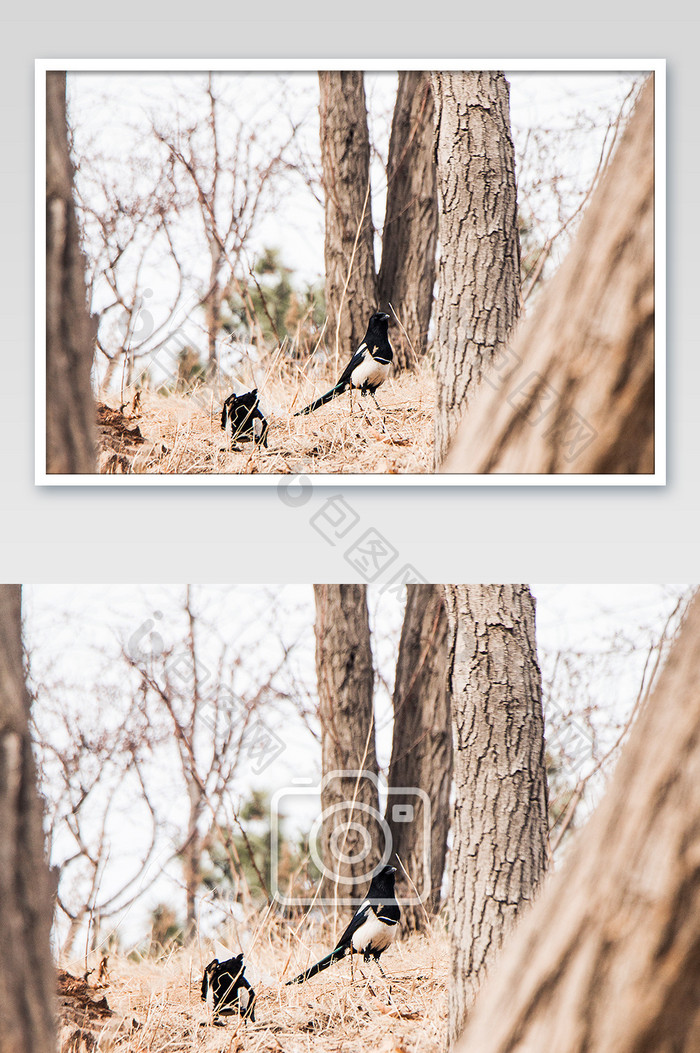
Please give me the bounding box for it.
[431,72,521,466]
[313,585,382,902]
[455,590,700,1053]
[442,76,655,475]
[445,585,548,1045]
[378,71,438,370]
[0,586,56,1053]
[386,584,451,929]
[319,73,378,362]
[46,71,97,474]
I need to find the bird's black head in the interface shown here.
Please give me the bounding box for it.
[365,312,392,358]
[368,864,397,897]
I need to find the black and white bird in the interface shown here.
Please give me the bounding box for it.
[295,312,393,416]
[221,388,269,448]
[286,864,400,985]
[201,954,256,1025]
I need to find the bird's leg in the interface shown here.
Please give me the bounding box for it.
[349,388,354,415]
[374,958,397,1006]
[370,391,390,435]
[350,950,355,983]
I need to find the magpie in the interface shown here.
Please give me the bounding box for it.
[221,388,269,448]
[286,864,400,985]
[295,312,393,416]
[201,953,256,1025]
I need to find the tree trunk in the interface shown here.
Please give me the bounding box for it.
[204,249,223,376]
[0,585,57,1053]
[183,787,204,941]
[386,584,451,929]
[378,71,438,370]
[442,76,655,475]
[46,70,97,473]
[445,585,549,1045]
[318,72,378,362]
[431,72,521,466]
[313,585,383,903]
[454,590,700,1053]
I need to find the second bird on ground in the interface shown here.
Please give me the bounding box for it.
[295,311,393,416]
[201,953,256,1025]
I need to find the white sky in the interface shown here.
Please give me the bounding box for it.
[25,583,690,955]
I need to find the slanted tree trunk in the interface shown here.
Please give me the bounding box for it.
[445,585,548,1045]
[442,76,655,475]
[386,584,451,929]
[454,589,700,1053]
[319,72,378,361]
[46,71,97,473]
[0,585,57,1053]
[378,72,438,370]
[313,585,383,902]
[431,72,521,466]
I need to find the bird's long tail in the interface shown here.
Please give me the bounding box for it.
[294,382,347,416]
[285,945,348,985]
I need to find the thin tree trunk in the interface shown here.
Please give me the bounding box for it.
[454,590,700,1053]
[0,585,57,1053]
[183,789,203,941]
[378,71,438,370]
[204,252,223,376]
[431,72,521,466]
[318,72,378,361]
[442,76,655,475]
[386,584,451,929]
[46,71,97,473]
[445,585,549,1045]
[313,585,383,903]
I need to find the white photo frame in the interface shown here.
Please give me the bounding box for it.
[36,59,665,485]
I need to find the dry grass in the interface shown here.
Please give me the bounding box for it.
[98,359,436,476]
[62,923,448,1052]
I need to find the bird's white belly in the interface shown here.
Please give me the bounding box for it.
[351,914,395,954]
[350,356,389,390]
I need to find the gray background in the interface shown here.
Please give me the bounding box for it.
[3,4,696,584]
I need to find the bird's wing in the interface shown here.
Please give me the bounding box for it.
[335,900,373,949]
[337,344,368,387]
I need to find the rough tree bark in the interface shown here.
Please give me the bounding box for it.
[454,589,700,1053]
[431,72,521,466]
[442,76,655,475]
[313,585,383,902]
[318,72,378,360]
[0,585,57,1053]
[46,71,97,474]
[378,71,438,370]
[444,585,549,1045]
[386,584,451,929]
